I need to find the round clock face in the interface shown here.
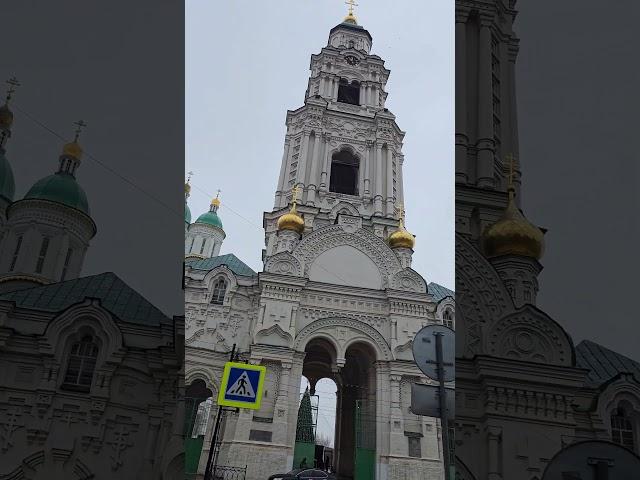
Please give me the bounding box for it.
[345,55,359,66]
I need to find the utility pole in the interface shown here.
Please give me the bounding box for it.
[204,343,236,480]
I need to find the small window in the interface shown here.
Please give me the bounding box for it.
[443,309,454,329]
[61,248,73,281]
[62,335,99,392]
[35,237,50,274]
[199,239,206,255]
[337,79,360,105]
[189,237,195,253]
[329,150,359,196]
[211,278,227,305]
[408,436,421,458]
[9,235,23,271]
[611,407,635,451]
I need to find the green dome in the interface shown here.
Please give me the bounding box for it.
[24,172,90,215]
[195,210,223,228]
[0,149,15,203]
[185,203,191,224]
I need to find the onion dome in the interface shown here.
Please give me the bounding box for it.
[343,0,358,24]
[277,204,305,234]
[388,214,415,249]
[24,122,90,215]
[0,104,13,130]
[195,196,223,229]
[277,186,304,234]
[482,182,544,260]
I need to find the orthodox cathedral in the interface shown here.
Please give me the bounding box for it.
[184,11,454,480]
[455,1,640,478]
[0,82,183,479]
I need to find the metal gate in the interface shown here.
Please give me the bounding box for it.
[354,399,376,480]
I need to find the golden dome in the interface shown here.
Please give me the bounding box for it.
[62,140,83,159]
[388,218,415,250]
[185,182,191,194]
[277,204,304,234]
[0,104,13,129]
[344,12,357,24]
[482,188,544,260]
[211,196,221,207]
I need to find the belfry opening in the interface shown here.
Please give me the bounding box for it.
[294,337,378,480]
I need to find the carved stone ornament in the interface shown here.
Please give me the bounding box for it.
[485,305,573,366]
[265,252,302,276]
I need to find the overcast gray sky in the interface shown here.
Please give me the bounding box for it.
[186,0,454,291]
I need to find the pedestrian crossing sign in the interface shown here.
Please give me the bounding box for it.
[218,362,266,410]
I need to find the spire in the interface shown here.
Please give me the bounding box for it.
[277,185,305,234]
[481,153,544,260]
[0,77,20,148]
[58,120,86,176]
[388,204,416,249]
[211,189,221,213]
[185,171,193,200]
[344,0,358,24]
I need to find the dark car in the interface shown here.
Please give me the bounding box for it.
[268,468,334,480]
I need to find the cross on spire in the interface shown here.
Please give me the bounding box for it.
[345,0,358,16]
[73,120,87,142]
[216,188,221,199]
[5,77,20,104]
[395,204,406,228]
[187,171,194,183]
[291,185,300,209]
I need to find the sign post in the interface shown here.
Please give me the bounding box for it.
[204,346,267,480]
[411,325,455,480]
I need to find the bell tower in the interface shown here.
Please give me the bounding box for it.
[266,9,409,259]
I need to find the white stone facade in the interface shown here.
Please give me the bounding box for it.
[455,1,640,479]
[185,19,450,480]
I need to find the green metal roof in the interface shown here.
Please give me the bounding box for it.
[24,172,90,215]
[576,340,640,387]
[428,282,454,302]
[0,272,169,326]
[0,148,15,203]
[186,253,256,277]
[195,210,223,229]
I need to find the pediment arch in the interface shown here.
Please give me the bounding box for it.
[294,225,402,289]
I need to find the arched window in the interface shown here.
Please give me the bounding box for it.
[211,278,227,305]
[329,150,359,196]
[443,309,454,329]
[611,406,635,450]
[62,335,99,392]
[337,78,360,105]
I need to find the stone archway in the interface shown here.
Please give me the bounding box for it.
[293,318,386,480]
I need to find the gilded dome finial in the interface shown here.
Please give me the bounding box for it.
[388,204,416,249]
[185,171,193,197]
[0,77,19,133]
[62,120,86,159]
[211,188,221,211]
[344,0,358,24]
[277,184,305,234]
[482,153,545,260]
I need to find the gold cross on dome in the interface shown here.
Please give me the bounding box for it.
[291,185,300,208]
[395,204,406,227]
[5,77,19,102]
[505,153,517,188]
[345,0,358,16]
[73,120,87,141]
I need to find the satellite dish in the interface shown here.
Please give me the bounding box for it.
[412,324,454,382]
[542,440,640,480]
